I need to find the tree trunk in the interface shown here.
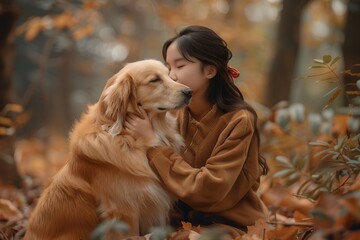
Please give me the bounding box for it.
[266,0,312,108]
[0,0,22,187]
[342,0,360,106]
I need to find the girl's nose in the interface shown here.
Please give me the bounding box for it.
[169,70,177,81]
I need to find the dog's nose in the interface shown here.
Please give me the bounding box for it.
[182,89,192,99]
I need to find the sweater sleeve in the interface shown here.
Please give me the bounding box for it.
[148,111,260,212]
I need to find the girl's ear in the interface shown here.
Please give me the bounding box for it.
[205,65,217,79]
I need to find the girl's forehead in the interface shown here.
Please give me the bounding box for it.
[166,41,200,65]
[166,43,183,61]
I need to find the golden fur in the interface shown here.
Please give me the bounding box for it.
[24,59,192,239]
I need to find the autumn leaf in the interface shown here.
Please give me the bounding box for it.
[53,11,77,30]
[181,221,193,231]
[2,103,23,114]
[0,116,12,127]
[310,194,351,232]
[262,184,315,216]
[83,1,99,10]
[244,218,270,240]
[181,221,202,233]
[322,88,342,111]
[266,226,299,240]
[0,199,23,221]
[72,25,94,40]
[344,231,360,240]
[25,17,43,41]
[170,229,201,240]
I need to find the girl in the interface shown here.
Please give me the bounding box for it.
[125,25,269,238]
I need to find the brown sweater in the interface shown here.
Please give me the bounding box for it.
[147,105,268,234]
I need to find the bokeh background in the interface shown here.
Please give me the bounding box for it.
[1,1,360,239]
[6,0,358,136]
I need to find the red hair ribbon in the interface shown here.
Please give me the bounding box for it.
[227,66,240,78]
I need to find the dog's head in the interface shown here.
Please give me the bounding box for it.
[99,59,192,136]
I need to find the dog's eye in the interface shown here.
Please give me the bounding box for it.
[149,78,161,83]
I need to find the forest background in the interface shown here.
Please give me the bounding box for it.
[1,0,360,239]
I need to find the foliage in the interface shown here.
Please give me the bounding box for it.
[0,104,24,137]
[16,1,103,41]
[265,55,360,239]
[91,219,129,240]
[149,226,174,240]
[307,54,360,110]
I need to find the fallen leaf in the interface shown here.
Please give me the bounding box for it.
[266,225,299,240]
[0,199,23,221]
[244,218,270,239]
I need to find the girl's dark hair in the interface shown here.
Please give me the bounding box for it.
[162,25,269,175]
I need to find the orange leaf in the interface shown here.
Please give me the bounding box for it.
[322,88,342,111]
[72,25,94,40]
[2,103,23,114]
[344,231,360,240]
[181,221,193,231]
[245,218,270,239]
[25,17,43,41]
[0,199,23,221]
[53,12,77,30]
[0,116,12,127]
[83,1,98,10]
[266,226,299,240]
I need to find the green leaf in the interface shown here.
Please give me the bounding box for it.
[321,86,340,98]
[297,178,313,194]
[273,168,294,178]
[308,65,327,69]
[275,156,292,167]
[313,148,331,158]
[91,219,129,240]
[330,56,340,66]
[351,133,360,141]
[284,175,300,186]
[149,226,174,240]
[323,55,332,64]
[314,59,324,64]
[316,76,338,83]
[288,172,300,181]
[309,141,330,147]
[308,71,333,78]
[198,228,228,240]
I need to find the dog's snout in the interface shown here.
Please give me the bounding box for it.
[182,89,192,99]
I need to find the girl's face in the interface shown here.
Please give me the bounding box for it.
[165,42,212,95]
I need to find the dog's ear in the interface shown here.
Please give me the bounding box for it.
[100,72,136,136]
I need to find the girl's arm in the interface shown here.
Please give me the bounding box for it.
[148,111,262,212]
[126,108,261,213]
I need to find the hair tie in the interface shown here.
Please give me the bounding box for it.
[227,66,240,78]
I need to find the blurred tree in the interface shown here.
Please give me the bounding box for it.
[0,0,22,187]
[266,0,312,107]
[342,0,360,105]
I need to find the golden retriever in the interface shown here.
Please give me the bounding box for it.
[24,59,192,239]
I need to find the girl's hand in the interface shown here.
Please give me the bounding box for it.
[125,107,157,143]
